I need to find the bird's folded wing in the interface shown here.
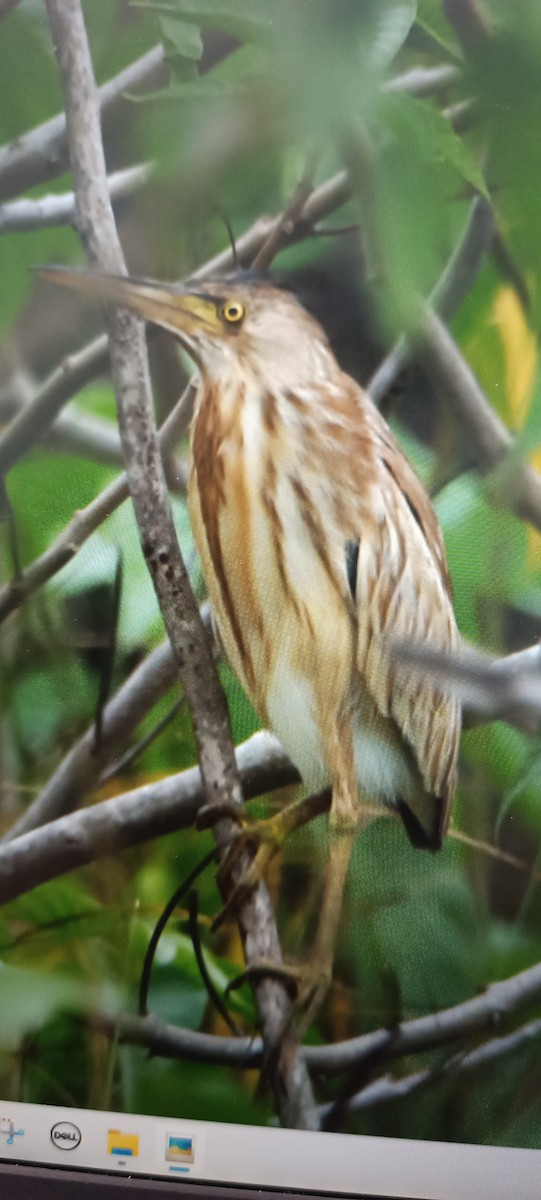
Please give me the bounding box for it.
[352,424,460,829]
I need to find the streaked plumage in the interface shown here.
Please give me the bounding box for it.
[186,278,460,848]
[40,265,460,898]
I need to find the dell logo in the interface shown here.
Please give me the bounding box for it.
[50,1121,82,1150]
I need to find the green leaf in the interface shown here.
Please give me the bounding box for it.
[373,0,418,68]
[415,0,461,57]
[48,492,201,650]
[0,964,98,1049]
[133,0,273,45]
[160,14,203,61]
[385,91,489,199]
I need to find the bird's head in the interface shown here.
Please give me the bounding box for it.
[37,266,337,388]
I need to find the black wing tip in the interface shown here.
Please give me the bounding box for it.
[397,799,444,852]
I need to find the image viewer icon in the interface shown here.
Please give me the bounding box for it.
[107,1129,139,1157]
[166,1134,194,1164]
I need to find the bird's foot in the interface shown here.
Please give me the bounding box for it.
[210,808,293,931]
[226,954,332,1037]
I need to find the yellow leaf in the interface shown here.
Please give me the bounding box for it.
[491,286,537,427]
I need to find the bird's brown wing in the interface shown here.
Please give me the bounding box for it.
[351,399,460,844]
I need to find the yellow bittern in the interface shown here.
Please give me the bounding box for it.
[41,265,461,1019]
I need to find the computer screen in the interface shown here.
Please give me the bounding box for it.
[1,2,541,1198]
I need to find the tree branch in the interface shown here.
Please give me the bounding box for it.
[0,163,151,234]
[414,307,541,531]
[90,1010,262,1069]
[0,731,298,903]
[87,964,541,1082]
[45,0,316,1130]
[0,382,194,624]
[306,959,541,1073]
[0,377,124,467]
[0,46,164,204]
[0,331,116,478]
[321,1017,541,1120]
[395,639,541,731]
[386,64,461,97]
[368,195,495,404]
[3,639,178,841]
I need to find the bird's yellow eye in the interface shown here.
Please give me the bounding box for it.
[221,300,245,324]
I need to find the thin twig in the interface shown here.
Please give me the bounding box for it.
[0,480,21,578]
[251,152,318,272]
[0,382,195,625]
[99,696,186,786]
[368,195,495,405]
[385,64,461,96]
[0,380,124,467]
[414,307,541,532]
[0,163,151,234]
[45,0,317,1130]
[0,333,113,478]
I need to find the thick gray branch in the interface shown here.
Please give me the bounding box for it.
[0,46,164,203]
[91,1011,262,1069]
[0,731,297,904]
[87,964,541,1080]
[306,959,541,1073]
[395,640,541,730]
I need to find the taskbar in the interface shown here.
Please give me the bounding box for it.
[0,1099,540,1199]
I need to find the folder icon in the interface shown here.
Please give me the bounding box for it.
[107,1129,139,1157]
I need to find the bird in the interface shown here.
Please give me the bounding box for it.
[40,264,461,1020]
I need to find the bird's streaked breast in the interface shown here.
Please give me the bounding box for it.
[189,366,460,829]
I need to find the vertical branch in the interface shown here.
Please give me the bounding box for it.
[44,0,317,1130]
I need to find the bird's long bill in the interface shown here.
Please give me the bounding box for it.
[35,264,219,340]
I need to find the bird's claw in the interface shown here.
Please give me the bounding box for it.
[225,955,332,1034]
[196,801,247,831]
[212,811,289,931]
